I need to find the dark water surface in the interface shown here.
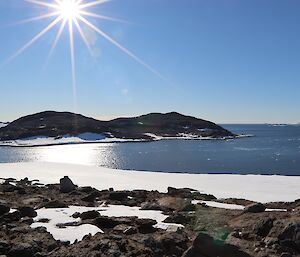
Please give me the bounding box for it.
[0,124,299,175]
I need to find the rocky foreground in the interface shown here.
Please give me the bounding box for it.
[0,176,299,257]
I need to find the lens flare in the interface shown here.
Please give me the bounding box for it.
[3,0,167,110]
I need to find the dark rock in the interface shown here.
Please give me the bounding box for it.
[0,204,10,216]
[2,184,17,193]
[72,212,80,218]
[140,202,165,211]
[108,191,128,201]
[244,203,266,213]
[59,176,76,193]
[280,253,292,257]
[42,200,67,208]
[8,243,35,257]
[93,216,120,229]
[192,192,217,201]
[182,233,252,257]
[180,203,196,212]
[18,206,37,218]
[37,218,50,223]
[278,222,300,252]
[157,197,191,211]
[21,217,34,225]
[80,210,100,220]
[136,218,157,233]
[81,191,101,202]
[167,187,193,198]
[254,217,274,237]
[0,240,10,254]
[2,211,21,222]
[163,212,193,225]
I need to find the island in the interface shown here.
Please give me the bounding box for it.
[0,111,236,146]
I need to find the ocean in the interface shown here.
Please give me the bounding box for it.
[0,124,299,175]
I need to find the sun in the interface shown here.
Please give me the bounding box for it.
[57,0,81,21]
[3,0,166,109]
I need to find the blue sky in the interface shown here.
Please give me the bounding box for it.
[0,0,299,123]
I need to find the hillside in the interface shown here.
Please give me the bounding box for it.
[0,111,234,141]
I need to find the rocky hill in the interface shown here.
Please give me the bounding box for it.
[0,111,234,141]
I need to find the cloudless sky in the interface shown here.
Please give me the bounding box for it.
[0,0,300,123]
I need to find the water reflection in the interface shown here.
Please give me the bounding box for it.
[37,143,120,167]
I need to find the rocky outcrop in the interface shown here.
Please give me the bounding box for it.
[59,176,76,193]
[182,233,252,257]
[244,203,266,213]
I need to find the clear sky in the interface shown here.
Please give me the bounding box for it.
[0,0,299,123]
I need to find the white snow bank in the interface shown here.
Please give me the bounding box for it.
[144,133,232,141]
[31,206,102,243]
[191,200,287,212]
[191,200,245,210]
[31,204,182,243]
[0,122,9,128]
[0,133,143,147]
[0,162,299,203]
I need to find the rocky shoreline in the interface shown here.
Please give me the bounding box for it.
[0,176,299,257]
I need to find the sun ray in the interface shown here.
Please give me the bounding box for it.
[8,12,60,26]
[47,18,68,61]
[2,16,62,66]
[2,0,169,97]
[25,0,58,9]
[73,19,94,56]
[68,19,77,109]
[79,0,110,9]
[79,10,130,24]
[77,16,167,81]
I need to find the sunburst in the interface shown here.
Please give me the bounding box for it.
[4,0,165,107]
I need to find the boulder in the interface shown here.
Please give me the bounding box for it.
[0,240,10,254]
[18,206,37,218]
[157,197,191,211]
[93,216,120,229]
[8,243,35,257]
[42,200,68,209]
[278,222,300,252]
[2,211,21,222]
[140,202,165,211]
[182,233,252,257]
[244,203,266,213]
[0,204,10,216]
[59,176,76,193]
[81,191,101,202]
[108,191,128,201]
[167,187,193,198]
[136,218,157,233]
[79,210,100,220]
[254,217,274,237]
[163,212,193,225]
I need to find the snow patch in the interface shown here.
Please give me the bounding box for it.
[31,204,183,243]
[0,162,299,203]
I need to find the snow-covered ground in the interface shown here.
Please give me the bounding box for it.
[0,133,144,147]
[31,205,182,243]
[0,132,251,147]
[0,122,9,128]
[0,162,299,203]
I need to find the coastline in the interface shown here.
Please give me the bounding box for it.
[0,162,299,203]
[0,133,253,147]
